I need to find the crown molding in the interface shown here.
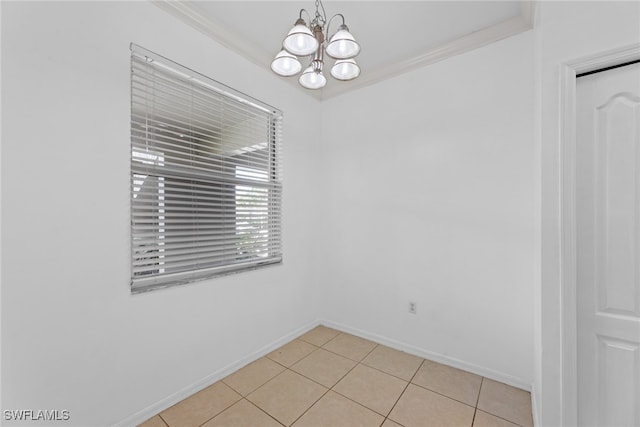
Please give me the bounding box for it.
[321,7,535,100]
[153,1,270,67]
[154,0,536,101]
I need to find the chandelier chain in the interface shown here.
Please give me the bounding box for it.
[314,0,327,27]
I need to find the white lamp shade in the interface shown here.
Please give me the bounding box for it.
[271,50,302,76]
[299,66,326,89]
[283,24,318,56]
[331,58,360,81]
[326,28,360,59]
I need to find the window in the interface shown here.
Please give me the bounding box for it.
[130,44,282,293]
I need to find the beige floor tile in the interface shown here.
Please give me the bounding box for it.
[388,384,475,427]
[292,391,384,427]
[411,359,482,406]
[247,370,327,426]
[160,382,241,427]
[473,410,520,427]
[291,348,357,388]
[137,415,167,427]
[333,364,407,416]
[202,399,282,427]
[143,335,535,427]
[477,379,533,427]
[298,325,340,347]
[223,357,285,396]
[362,345,424,381]
[322,333,377,361]
[267,339,317,367]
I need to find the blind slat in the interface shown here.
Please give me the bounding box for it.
[132,231,282,247]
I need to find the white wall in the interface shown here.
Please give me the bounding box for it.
[7,2,635,426]
[1,2,323,425]
[535,2,640,426]
[320,31,535,388]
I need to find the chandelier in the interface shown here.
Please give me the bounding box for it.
[270,0,361,90]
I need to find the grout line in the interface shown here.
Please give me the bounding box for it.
[287,381,332,426]
[301,386,392,425]
[408,380,478,410]
[297,333,424,422]
[229,359,287,397]
[293,338,390,420]
[384,358,425,423]
[326,347,412,420]
[196,393,242,427]
[476,377,484,407]
[243,397,287,427]
[242,366,330,426]
[158,414,170,427]
[408,359,425,383]
[361,341,380,359]
[289,365,342,390]
[474,409,527,427]
[317,332,380,363]
[264,339,320,366]
[469,378,484,427]
[383,417,407,427]
[266,357,290,370]
[316,345,369,363]
[299,339,367,388]
[288,355,355,389]
[328,387,391,419]
[359,358,421,383]
[245,335,333,426]
[297,330,340,347]
[289,346,323,370]
[221,377,250,398]
[322,342,381,392]
[243,368,290,400]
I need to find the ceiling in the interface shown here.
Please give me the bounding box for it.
[155,1,535,100]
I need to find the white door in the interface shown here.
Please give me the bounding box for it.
[576,61,640,427]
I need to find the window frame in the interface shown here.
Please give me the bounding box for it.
[130,44,283,293]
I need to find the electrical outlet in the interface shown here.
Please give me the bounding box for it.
[408,301,417,314]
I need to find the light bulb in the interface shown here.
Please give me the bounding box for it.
[326,25,360,59]
[331,59,360,81]
[271,50,302,76]
[299,66,326,89]
[283,20,318,56]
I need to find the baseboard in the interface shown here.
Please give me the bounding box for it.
[320,319,533,392]
[113,319,320,427]
[531,382,540,427]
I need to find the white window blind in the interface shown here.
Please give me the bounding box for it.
[130,44,283,293]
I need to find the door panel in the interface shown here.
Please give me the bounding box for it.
[597,336,640,427]
[596,94,640,316]
[577,61,640,427]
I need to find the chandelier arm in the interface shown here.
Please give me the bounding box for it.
[299,8,312,24]
[325,13,346,41]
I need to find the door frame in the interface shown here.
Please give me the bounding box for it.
[559,43,640,426]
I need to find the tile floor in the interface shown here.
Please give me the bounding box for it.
[140,326,533,427]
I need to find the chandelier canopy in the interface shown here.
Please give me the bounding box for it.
[271,0,361,90]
